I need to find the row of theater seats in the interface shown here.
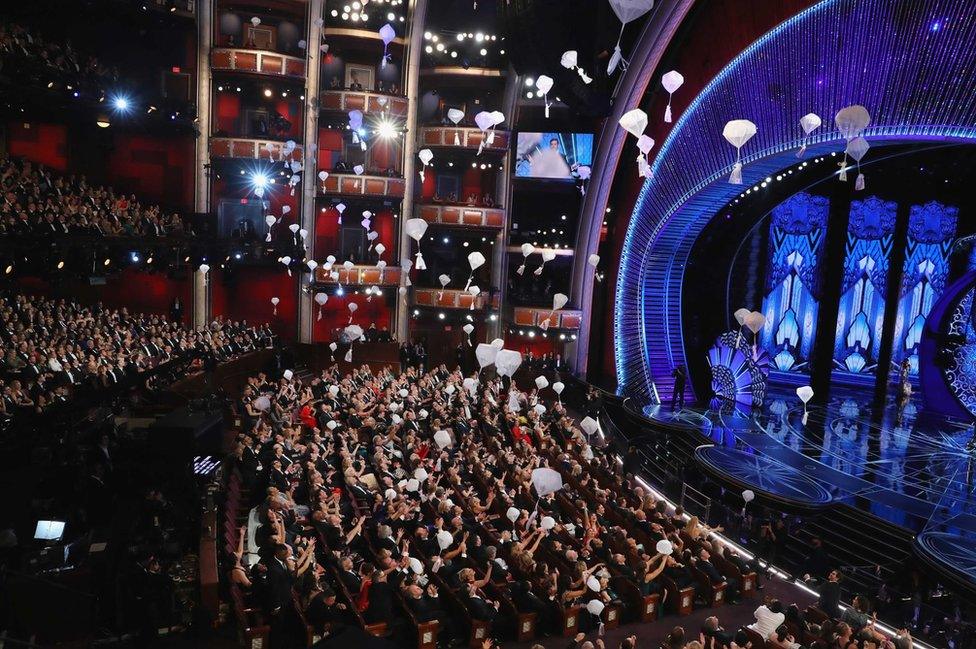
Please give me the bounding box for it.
[215,368,873,649]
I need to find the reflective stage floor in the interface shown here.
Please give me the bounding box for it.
[643,392,976,587]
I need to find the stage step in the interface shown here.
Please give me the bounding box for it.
[785,505,915,597]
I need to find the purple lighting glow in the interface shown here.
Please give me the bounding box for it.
[615,0,976,406]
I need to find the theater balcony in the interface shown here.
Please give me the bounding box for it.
[313,264,401,287]
[209,136,304,162]
[419,65,505,79]
[318,172,405,199]
[417,126,509,153]
[413,288,489,311]
[321,26,407,50]
[211,48,306,78]
[415,203,505,229]
[511,306,582,332]
[320,89,408,117]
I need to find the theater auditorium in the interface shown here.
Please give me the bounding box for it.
[0,1,974,648]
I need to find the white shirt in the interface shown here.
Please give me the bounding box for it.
[749,605,785,639]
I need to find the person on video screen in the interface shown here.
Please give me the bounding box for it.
[528,137,571,178]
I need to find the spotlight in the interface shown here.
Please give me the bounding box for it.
[264,88,273,97]
[336,287,345,296]
[4,265,11,275]
[252,172,269,189]
[130,252,141,263]
[146,256,153,264]
[96,116,111,128]
[375,119,397,139]
[104,258,111,266]
[57,260,65,269]
[234,252,243,260]
[413,309,420,316]
[438,312,445,320]
[113,96,130,112]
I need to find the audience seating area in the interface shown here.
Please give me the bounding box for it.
[0,291,273,419]
[216,364,920,649]
[0,156,188,237]
[0,21,118,98]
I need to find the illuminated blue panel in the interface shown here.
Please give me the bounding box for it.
[615,0,976,404]
[891,201,958,376]
[760,192,829,373]
[832,197,897,376]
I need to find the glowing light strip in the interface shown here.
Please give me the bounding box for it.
[614,456,934,649]
[615,0,976,404]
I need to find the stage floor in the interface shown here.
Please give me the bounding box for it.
[643,391,976,586]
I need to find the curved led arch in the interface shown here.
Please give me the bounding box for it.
[615,0,976,403]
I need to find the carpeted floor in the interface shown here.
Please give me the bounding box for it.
[507,576,816,649]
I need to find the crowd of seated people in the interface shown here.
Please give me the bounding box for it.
[429,192,495,208]
[0,156,187,236]
[325,74,401,96]
[0,292,274,419]
[0,21,119,95]
[216,357,920,649]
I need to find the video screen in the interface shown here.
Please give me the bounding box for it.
[515,132,593,179]
[34,520,65,541]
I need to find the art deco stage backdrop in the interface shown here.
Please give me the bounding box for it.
[614,0,976,406]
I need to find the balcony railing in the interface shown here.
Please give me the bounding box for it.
[420,66,504,78]
[210,137,304,161]
[322,27,407,46]
[319,172,405,199]
[314,265,400,286]
[211,48,306,78]
[320,89,407,117]
[418,126,509,153]
[512,306,582,330]
[413,288,488,310]
[416,203,504,228]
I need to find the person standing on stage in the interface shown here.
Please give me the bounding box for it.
[898,359,912,408]
[672,365,687,410]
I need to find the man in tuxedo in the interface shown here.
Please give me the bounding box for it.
[818,569,842,618]
[465,582,497,623]
[696,548,739,603]
[406,582,461,641]
[266,544,294,613]
[612,553,637,583]
[511,579,551,634]
[337,556,362,594]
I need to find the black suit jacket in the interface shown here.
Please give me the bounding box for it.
[819,581,841,618]
[409,594,443,623]
[267,559,294,611]
[699,560,724,583]
[364,581,394,623]
[340,569,362,594]
[467,594,497,621]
